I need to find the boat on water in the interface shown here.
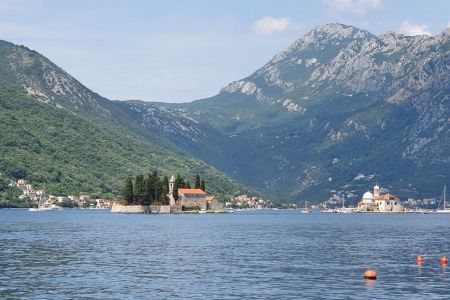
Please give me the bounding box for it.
[335,195,354,213]
[300,200,312,213]
[28,206,53,212]
[436,185,450,214]
[28,183,54,212]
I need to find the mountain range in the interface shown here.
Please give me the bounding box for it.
[1,23,449,203]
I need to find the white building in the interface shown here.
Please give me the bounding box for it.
[358,184,404,212]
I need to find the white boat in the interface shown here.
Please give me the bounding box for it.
[28,183,53,212]
[28,207,53,212]
[300,200,312,213]
[436,185,450,213]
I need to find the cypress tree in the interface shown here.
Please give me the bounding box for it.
[134,174,145,205]
[185,181,191,189]
[154,176,162,204]
[162,176,169,193]
[144,172,155,204]
[173,174,184,200]
[122,177,134,204]
[162,176,169,204]
[194,174,201,189]
[200,179,205,192]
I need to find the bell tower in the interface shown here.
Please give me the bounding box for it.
[374,183,380,197]
[169,175,175,206]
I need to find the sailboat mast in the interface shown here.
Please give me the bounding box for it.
[445,185,447,209]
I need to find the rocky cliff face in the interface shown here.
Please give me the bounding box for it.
[223,24,450,105]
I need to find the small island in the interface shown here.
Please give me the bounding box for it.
[112,172,224,214]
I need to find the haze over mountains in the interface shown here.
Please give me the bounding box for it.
[1,23,449,202]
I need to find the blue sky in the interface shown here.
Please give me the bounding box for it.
[1,0,449,102]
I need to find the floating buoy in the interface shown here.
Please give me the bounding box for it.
[363,269,377,280]
[417,255,423,265]
[441,256,447,265]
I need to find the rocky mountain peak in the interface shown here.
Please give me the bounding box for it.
[221,23,450,110]
[306,23,373,40]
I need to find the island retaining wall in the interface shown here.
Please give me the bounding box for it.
[111,204,170,214]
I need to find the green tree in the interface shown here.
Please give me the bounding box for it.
[122,177,134,204]
[194,174,201,189]
[200,179,206,192]
[154,176,162,204]
[134,174,145,205]
[161,176,169,204]
[162,176,169,193]
[144,172,155,205]
[185,181,191,189]
[173,174,185,201]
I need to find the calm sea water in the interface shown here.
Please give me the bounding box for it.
[1,209,450,299]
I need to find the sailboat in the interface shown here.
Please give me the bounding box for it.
[28,184,53,212]
[436,185,450,213]
[337,195,352,213]
[300,200,312,213]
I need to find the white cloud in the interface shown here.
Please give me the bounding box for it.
[323,0,383,15]
[447,22,450,28]
[251,16,296,35]
[399,21,431,36]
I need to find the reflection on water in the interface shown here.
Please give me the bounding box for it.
[1,209,450,299]
[364,279,376,289]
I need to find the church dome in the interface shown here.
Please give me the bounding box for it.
[363,191,374,200]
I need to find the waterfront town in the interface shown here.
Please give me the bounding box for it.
[225,194,273,209]
[8,179,113,209]
[7,177,443,214]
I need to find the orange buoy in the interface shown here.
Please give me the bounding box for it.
[441,256,447,265]
[363,269,377,280]
[417,255,423,265]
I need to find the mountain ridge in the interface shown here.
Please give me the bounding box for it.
[1,23,449,203]
[127,23,449,202]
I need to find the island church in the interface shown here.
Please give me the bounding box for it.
[168,175,223,212]
[357,184,404,212]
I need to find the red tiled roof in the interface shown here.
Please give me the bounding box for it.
[178,188,206,195]
[206,196,215,201]
[374,194,397,201]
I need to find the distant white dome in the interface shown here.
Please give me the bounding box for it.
[363,191,374,200]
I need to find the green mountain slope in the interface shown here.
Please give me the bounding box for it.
[0,41,253,200]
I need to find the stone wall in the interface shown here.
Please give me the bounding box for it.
[111,204,170,214]
[150,205,170,213]
[207,199,224,211]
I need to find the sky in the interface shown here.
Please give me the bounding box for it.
[0,0,449,103]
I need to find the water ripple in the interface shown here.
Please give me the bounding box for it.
[1,210,450,299]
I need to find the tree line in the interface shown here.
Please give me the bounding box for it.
[121,172,206,205]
